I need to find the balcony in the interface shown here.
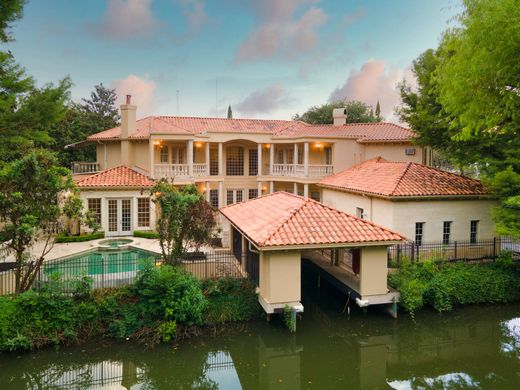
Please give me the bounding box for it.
[270,163,333,178]
[71,162,99,174]
[153,163,209,179]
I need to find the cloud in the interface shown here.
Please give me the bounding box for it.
[235,0,327,63]
[179,0,207,36]
[236,84,293,117]
[329,60,416,122]
[86,0,158,40]
[110,75,157,116]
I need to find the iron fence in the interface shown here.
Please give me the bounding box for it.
[387,236,520,265]
[0,249,256,296]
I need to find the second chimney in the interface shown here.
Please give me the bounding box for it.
[332,107,347,126]
[120,94,136,138]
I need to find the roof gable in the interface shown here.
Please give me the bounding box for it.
[319,157,488,197]
[76,165,155,188]
[220,192,403,248]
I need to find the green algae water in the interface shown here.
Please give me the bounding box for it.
[1,282,519,389]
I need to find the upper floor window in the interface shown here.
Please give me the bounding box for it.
[415,222,424,246]
[249,149,258,176]
[356,207,364,219]
[443,221,452,245]
[226,147,244,176]
[470,220,479,244]
[210,148,218,176]
[226,189,243,205]
[324,146,332,165]
[160,146,169,163]
[172,147,185,164]
[310,191,320,202]
[87,198,101,224]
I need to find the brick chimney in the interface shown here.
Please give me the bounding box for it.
[120,94,136,138]
[332,108,347,126]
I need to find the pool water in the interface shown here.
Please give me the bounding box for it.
[98,239,133,248]
[44,248,160,277]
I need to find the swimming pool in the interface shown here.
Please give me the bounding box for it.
[44,247,161,278]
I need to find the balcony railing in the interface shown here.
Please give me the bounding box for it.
[193,163,208,177]
[270,163,333,178]
[154,164,189,179]
[71,162,99,174]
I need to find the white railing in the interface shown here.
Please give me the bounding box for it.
[269,163,332,178]
[193,163,208,177]
[153,164,190,179]
[308,164,334,178]
[271,164,295,176]
[71,162,99,174]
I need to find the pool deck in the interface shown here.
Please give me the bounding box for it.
[1,236,167,263]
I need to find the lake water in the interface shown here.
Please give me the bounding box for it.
[1,281,519,389]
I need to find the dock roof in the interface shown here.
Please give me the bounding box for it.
[220,192,404,249]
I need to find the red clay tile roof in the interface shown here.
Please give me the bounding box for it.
[220,192,404,248]
[76,166,155,188]
[87,116,414,143]
[319,157,489,198]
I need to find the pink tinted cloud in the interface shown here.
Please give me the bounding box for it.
[110,75,157,116]
[236,84,293,117]
[87,0,158,40]
[329,60,416,122]
[235,0,327,62]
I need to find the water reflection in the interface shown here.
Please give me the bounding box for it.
[1,302,520,389]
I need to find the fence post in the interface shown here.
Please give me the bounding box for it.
[397,244,401,265]
[411,241,415,262]
[454,241,457,260]
[493,237,497,259]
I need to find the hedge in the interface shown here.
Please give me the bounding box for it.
[133,230,160,239]
[55,231,105,243]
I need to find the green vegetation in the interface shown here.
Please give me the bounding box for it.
[151,182,216,265]
[55,231,105,243]
[398,0,520,236]
[389,254,520,318]
[283,305,296,333]
[0,263,260,352]
[134,230,160,239]
[293,100,381,124]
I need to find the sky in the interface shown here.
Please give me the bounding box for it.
[6,0,461,122]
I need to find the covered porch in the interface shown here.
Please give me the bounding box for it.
[219,192,404,317]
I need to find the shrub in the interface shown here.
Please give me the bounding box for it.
[202,278,260,324]
[55,231,104,243]
[389,260,520,316]
[133,230,160,239]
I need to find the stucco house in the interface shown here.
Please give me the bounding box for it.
[318,157,497,244]
[68,97,430,235]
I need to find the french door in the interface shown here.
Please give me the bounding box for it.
[107,199,132,236]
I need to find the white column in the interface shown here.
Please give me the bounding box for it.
[304,142,309,177]
[205,181,210,202]
[149,138,154,178]
[257,143,262,176]
[188,140,194,177]
[304,183,309,198]
[269,181,274,194]
[293,182,298,194]
[293,144,298,168]
[218,181,223,208]
[269,144,274,175]
[257,181,262,196]
[205,142,210,175]
[218,142,223,176]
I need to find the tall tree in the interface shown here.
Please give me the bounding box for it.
[375,100,381,121]
[0,0,25,42]
[0,150,74,292]
[51,83,120,166]
[227,105,233,119]
[293,100,380,125]
[0,52,71,164]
